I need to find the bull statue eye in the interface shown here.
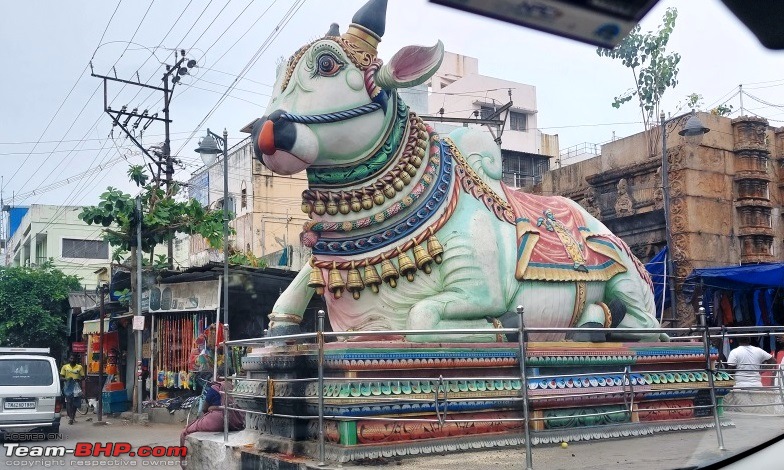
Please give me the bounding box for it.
[316,53,344,77]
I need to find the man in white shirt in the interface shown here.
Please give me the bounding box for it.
[726,337,775,388]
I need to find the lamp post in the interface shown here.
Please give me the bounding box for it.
[195,128,230,442]
[660,111,710,323]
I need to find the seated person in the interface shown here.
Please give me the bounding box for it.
[180,381,244,466]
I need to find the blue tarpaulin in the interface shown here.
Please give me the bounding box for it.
[685,263,784,291]
[645,247,669,317]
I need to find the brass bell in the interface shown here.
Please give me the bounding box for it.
[399,171,411,185]
[327,262,345,299]
[363,263,382,293]
[313,200,326,215]
[411,155,422,168]
[405,163,417,176]
[346,262,364,300]
[307,262,326,296]
[326,199,339,215]
[383,184,396,199]
[373,190,385,206]
[338,199,351,215]
[361,193,374,210]
[301,201,313,214]
[392,177,405,192]
[413,244,434,274]
[380,257,399,288]
[397,249,416,282]
[427,232,444,264]
[350,197,362,212]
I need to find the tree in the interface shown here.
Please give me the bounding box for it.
[0,262,81,359]
[78,165,228,313]
[597,7,680,156]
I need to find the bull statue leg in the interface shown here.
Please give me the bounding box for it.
[267,264,314,336]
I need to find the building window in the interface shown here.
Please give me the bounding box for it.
[480,106,495,119]
[62,239,108,259]
[217,196,236,218]
[241,182,247,210]
[510,112,527,131]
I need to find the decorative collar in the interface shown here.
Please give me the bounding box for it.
[306,94,408,187]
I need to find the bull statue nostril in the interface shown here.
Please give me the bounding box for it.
[251,111,298,158]
[258,120,277,156]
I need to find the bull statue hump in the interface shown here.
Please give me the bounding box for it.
[250,0,664,343]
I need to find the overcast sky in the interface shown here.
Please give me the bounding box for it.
[1,0,783,216]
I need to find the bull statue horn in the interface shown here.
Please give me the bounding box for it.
[343,0,387,58]
[325,23,340,37]
[351,0,387,38]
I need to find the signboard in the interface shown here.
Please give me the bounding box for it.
[71,342,87,353]
[145,280,220,314]
[132,316,145,331]
[430,0,660,48]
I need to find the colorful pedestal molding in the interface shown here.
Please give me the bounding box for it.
[235,341,733,462]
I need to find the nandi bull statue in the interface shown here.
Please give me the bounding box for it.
[251,0,664,343]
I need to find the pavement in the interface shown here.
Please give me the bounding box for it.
[337,413,784,470]
[1,413,185,469]
[1,412,782,469]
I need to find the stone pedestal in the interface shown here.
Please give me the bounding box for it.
[234,341,733,463]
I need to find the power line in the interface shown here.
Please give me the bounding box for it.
[174,0,308,161]
[92,0,124,60]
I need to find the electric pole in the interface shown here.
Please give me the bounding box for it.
[92,49,197,269]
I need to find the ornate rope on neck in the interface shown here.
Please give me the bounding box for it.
[301,111,430,217]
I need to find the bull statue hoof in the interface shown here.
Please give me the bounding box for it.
[570,322,607,343]
[266,324,302,341]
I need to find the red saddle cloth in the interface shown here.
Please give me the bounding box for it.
[501,184,626,282]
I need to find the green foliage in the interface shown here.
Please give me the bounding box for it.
[0,264,81,358]
[78,166,231,257]
[679,93,704,112]
[598,7,680,125]
[228,248,267,268]
[711,104,734,116]
[679,92,734,117]
[113,288,131,307]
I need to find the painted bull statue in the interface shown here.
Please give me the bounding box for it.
[251,0,664,343]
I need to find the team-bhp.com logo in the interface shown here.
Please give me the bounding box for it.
[5,442,187,465]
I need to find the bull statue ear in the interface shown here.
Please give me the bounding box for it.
[376,40,444,90]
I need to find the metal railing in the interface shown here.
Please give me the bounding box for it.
[220,305,784,469]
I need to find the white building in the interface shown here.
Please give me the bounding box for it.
[7,205,111,289]
[399,51,559,188]
[187,137,310,269]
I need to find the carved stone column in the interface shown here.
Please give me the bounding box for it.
[732,116,774,264]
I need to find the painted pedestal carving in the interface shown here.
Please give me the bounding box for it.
[234,342,733,462]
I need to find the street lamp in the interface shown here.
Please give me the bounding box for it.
[660,111,710,323]
[195,128,230,442]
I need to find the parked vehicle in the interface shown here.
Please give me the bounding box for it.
[0,348,62,437]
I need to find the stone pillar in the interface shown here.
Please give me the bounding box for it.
[731,116,774,264]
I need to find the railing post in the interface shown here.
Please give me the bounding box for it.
[777,367,784,410]
[317,310,326,467]
[698,302,726,451]
[623,366,635,421]
[517,305,533,470]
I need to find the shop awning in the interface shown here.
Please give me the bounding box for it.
[82,313,133,335]
[685,263,784,291]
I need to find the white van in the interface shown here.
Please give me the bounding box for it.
[0,348,62,437]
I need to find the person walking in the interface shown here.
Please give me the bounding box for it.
[726,337,775,388]
[59,354,85,424]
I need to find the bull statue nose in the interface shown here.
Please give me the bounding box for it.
[258,120,276,156]
[252,110,297,157]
